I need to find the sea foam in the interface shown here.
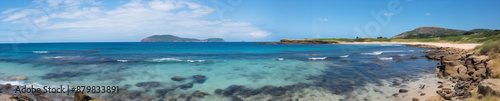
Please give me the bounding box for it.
[309,57,327,60]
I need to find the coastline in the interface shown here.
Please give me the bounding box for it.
[0,42,495,101]
[339,42,481,50]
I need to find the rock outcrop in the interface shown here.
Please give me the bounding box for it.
[478,79,500,97]
[254,39,338,44]
[406,44,492,100]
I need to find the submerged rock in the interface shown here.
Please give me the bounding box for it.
[180,83,194,89]
[42,71,91,79]
[191,90,209,98]
[156,88,175,97]
[192,75,207,84]
[193,75,206,79]
[171,77,184,81]
[135,81,161,89]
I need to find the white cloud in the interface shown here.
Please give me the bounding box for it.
[383,13,394,16]
[1,8,20,14]
[426,13,431,16]
[317,18,328,22]
[1,0,270,42]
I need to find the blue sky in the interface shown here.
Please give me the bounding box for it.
[1,0,499,42]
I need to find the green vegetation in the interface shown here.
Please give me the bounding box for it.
[313,30,500,44]
[392,26,465,38]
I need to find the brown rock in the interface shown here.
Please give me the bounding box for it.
[444,94,453,100]
[171,77,185,81]
[412,97,419,101]
[438,84,444,88]
[1,84,12,89]
[399,89,408,93]
[74,91,92,101]
[427,95,444,101]
[193,75,206,79]
[18,94,33,101]
[436,90,443,94]
[36,96,49,101]
[478,79,500,97]
[33,90,43,96]
[420,93,426,96]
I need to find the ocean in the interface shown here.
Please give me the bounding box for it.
[0,42,439,100]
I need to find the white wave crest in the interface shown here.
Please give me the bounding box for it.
[0,80,45,88]
[339,55,349,58]
[361,52,383,55]
[117,60,128,62]
[186,60,205,62]
[378,57,393,60]
[273,58,284,61]
[151,58,183,62]
[33,51,49,54]
[309,57,327,60]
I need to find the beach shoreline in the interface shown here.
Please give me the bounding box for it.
[339,42,481,50]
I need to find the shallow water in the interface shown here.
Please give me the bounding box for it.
[0,42,438,100]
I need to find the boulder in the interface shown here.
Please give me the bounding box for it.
[399,89,408,93]
[191,90,209,98]
[36,96,49,101]
[180,83,194,89]
[171,77,184,81]
[457,65,467,75]
[193,75,206,79]
[74,91,92,101]
[18,94,33,101]
[478,79,500,97]
[410,55,419,59]
[412,97,419,101]
[444,94,453,100]
[427,95,444,101]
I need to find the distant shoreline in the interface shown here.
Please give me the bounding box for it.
[338,42,481,50]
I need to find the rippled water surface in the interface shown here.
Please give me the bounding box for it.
[0,42,438,100]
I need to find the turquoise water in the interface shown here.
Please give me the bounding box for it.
[0,42,438,100]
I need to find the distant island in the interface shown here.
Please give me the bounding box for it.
[141,35,225,42]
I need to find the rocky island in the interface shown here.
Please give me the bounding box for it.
[141,35,225,42]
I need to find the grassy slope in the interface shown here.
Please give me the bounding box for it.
[313,30,500,43]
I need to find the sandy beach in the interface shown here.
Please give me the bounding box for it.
[340,42,481,50]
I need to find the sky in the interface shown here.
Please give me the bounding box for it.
[0,0,499,43]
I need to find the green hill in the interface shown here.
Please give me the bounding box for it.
[391,26,465,39]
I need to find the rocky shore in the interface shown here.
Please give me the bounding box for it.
[405,44,500,100]
[254,39,338,44]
